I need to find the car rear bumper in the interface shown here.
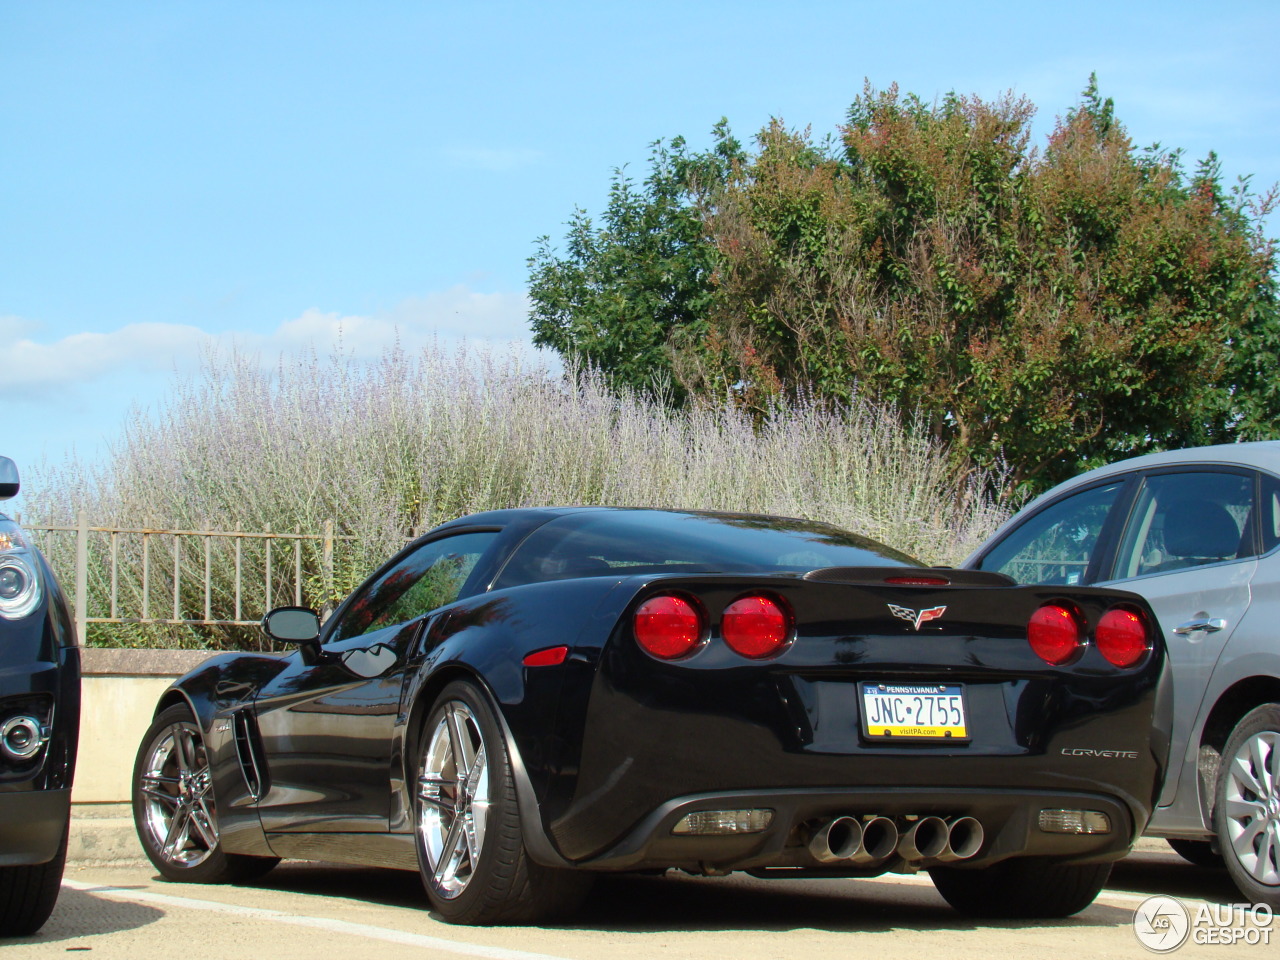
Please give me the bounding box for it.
[0,787,70,866]
[573,785,1136,874]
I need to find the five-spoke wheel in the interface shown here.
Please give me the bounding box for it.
[418,698,491,899]
[132,704,278,884]
[414,680,589,924]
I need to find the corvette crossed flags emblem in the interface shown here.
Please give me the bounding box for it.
[888,604,947,631]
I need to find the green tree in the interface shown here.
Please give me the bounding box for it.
[529,79,1279,492]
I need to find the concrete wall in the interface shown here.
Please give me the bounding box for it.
[71,648,216,861]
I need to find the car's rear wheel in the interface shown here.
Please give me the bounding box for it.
[414,680,590,924]
[132,704,279,884]
[1213,703,1280,909]
[1167,838,1224,868]
[0,824,66,936]
[930,858,1112,918]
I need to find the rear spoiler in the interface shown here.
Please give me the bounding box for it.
[804,566,1016,588]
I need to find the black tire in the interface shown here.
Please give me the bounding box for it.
[1213,703,1280,909]
[413,679,591,924]
[132,704,279,884]
[930,858,1112,918]
[1167,838,1224,869]
[0,823,67,937]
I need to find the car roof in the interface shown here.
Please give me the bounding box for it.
[431,505,826,532]
[1014,440,1280,515]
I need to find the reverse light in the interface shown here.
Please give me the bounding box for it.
[672,808,774,835]
[721,594,793,659]
[1038,809,1111,835]
[634,594,704,660]
[1027,603,1084,665]
[1095,606,1151,668]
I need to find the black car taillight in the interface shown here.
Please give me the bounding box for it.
[634,594,704,660]
[721,594,793,659]
[1028,602,1085,665]
[1095,606,1151,668]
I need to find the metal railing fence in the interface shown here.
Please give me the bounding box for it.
[21,512,357,647]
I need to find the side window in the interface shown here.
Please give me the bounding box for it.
[330,531,498,642]
[1112,471,1255,579]
[976,482,1122,585]
[1265,474,1280,555]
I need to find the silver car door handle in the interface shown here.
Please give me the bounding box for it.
[1172,617,1227,635]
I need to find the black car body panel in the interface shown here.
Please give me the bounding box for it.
[0,457,81,936]
[146,507,1171,883]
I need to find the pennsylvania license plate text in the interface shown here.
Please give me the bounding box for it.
[860,683,968,739]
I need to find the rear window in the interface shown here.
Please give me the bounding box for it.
[494,510,919,589]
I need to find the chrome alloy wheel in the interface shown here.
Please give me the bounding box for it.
[417,700,490,898]
[137,721,220,868]
[1222,729,1280,887]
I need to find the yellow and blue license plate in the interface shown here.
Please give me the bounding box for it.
[860,682,968,740]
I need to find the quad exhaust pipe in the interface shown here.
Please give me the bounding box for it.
[809,815,983,865]
[808,816,898,864]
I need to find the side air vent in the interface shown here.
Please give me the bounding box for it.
[232,710,269,801]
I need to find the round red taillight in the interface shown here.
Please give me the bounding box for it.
[1096,606,1150,668]
[1028,603,1084,665]
[634,595,704,660]
[721,594,792,659]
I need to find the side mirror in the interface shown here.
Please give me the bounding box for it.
[261,606,321,643]
[0,457,19,501]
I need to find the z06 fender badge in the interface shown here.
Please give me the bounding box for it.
[888,604,947,631]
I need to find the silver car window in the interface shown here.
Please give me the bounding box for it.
[975,482,1122,585]
[1113,472,1254,579]
[1263,473,1280,554]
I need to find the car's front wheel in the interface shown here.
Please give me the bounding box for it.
[1214,703,1280,909]
[930,858,1112,918]
[132,704,278,884]
[414,680,590,924]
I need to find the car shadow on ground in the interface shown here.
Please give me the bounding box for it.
[245,862,1138,933]
[1109,848,1240,904]
[2,886,164,946]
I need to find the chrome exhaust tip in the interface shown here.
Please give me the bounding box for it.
[897,816,949,861]
[937,816,984,861]
[808,816,863,863]
[1,715,47,760]
[850,816,899,864]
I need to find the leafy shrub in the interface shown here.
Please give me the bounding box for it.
[26,341,1010,648]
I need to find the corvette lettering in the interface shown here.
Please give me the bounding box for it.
[888,604,947,631]
[1060,748,1140,759]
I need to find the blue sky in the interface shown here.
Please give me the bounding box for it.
[3,1,1277,511]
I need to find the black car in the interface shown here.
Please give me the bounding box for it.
[0,457,80,937]
[132,507,1171,923]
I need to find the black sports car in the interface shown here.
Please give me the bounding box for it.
[0,457,80,937]
[132,507,1171,923]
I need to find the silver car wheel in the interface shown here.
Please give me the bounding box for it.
[1222,729,1280,886]
[417,700,490,899]
[137,720,219,868]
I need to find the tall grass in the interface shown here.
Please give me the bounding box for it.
[27,341,1012,648]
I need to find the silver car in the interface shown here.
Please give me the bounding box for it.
[965,441,1280,907]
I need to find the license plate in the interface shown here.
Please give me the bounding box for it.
[860,682,968,740]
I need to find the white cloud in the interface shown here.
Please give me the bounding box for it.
[0,286,535,396]
[0,321,215,395]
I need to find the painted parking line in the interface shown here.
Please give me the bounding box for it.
[62,880,575,960]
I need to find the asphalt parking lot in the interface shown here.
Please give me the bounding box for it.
[2,841,1272,959]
